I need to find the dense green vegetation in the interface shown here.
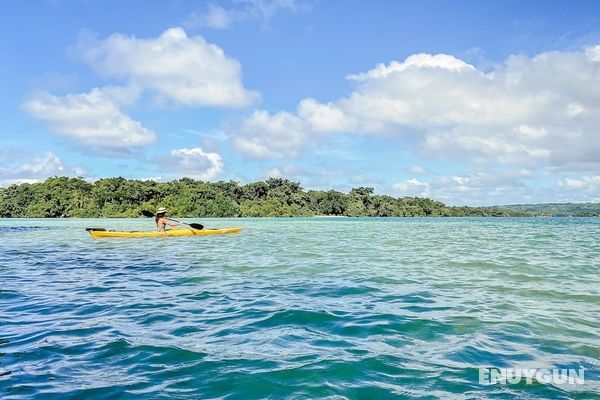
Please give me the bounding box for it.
[487,203,600,217]
[0,176,528,218]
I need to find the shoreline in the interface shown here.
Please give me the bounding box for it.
[0,215,597,219]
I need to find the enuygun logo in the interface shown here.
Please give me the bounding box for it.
[479,368,585,385]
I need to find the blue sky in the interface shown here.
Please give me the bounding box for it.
[2,0,600,205]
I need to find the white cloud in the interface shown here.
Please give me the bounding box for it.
[347,53,476,81]
[586,44,600,61]
[230,45,600,169]
[185,0,302,30]
[408,165,427,174]
[186,4,232,29]
[77,27,259,107]
[140,176,163,182]
[297,98,356,132]
[344,48,600,166]
[263,167,284,179]
[262,164,305,179]
[558,175,600,190]
[164,147,224,181]
[232,99,357,159]
[23,87,156,148]
[566,102,585,117]
[391,170,548,205]
[0,152,84,186]
[233,110,308,159]
[392,178,431,197]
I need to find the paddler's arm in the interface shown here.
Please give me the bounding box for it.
[165,219,181,229]
[156,217,180,231]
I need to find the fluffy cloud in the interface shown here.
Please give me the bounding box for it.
[346,53,476,81]
[0,152,84,186]
[263,164,306,179]
[233,110,308,159]
[297,98,357,132]
[231,46,600,168]
[26,27,257,154]
[161,147,224,181]
[23,87,155,149]
[558,175,600,190]
[408,165,428,174]
[393,170,542,205]
[185,0,302,30]
[231,99,358,159]
[392,178,431,197]
[77,27,258,107]
[338,50,600,145]
[186,4,232,29]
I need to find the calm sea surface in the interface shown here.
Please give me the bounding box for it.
[0,217,599,399]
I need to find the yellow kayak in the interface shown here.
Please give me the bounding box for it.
[87,227,243,238]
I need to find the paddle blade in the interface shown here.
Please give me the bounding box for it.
[141,210,155,218]
[189,223,204,230]
[85,228,106,232]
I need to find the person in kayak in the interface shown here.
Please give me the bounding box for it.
[155,207,181,231]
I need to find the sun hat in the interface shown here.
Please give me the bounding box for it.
[156,207,167,214]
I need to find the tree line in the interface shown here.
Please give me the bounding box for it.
[0,176,523,218]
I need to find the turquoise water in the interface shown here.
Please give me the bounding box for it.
[0,217,599,399]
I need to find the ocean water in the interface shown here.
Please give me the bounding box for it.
[0,217,599,399]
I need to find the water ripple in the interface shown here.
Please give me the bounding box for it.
[0,217,598,399]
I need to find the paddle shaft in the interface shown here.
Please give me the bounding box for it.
[165,217,204,230]
[142,210,203,230]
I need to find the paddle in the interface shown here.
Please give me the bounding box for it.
[142,210,204,230]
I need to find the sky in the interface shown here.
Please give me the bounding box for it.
[1,0,600,205]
